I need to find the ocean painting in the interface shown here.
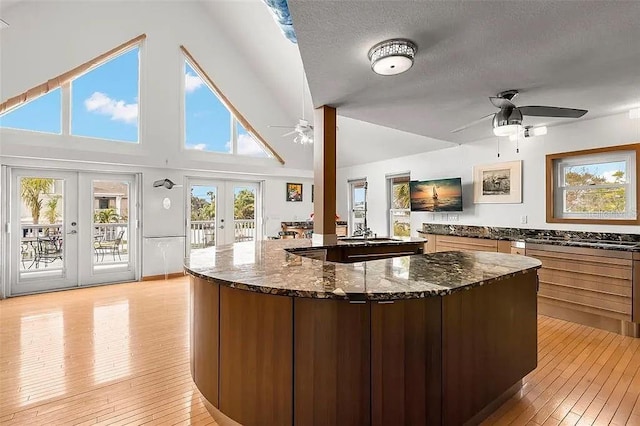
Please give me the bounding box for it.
[410,178,463,212]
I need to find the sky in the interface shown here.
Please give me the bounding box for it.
[0,47,270,157]
[565,161,626,183]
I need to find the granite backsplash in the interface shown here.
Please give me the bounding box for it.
[420,224,640,243]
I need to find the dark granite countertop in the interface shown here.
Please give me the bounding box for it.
[184,239,541,300]
[419,225,640,252]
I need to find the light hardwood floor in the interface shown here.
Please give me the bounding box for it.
[2,277,640,425]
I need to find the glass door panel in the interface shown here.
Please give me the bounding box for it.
[187,181,224,261]
[233,184,257,242]
[79,173,137,286]
[10,170,78,295]
[92,179,130,269]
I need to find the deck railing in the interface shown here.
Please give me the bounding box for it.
[190,219,256,248]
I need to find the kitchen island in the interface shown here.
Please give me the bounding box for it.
[185,239,541,425]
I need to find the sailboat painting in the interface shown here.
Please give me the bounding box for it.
[409,178,463,212]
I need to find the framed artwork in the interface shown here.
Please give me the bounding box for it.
[409,178,463,212]
[473,160,522,203]
[286,182,303,202]
[311,184,314,202]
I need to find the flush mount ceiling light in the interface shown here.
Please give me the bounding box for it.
[493,107,523,137]
[368,39,417,76]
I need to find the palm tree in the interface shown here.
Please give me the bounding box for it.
[94,208,121,223]
[20,178,54,224]
[44,195,61,224]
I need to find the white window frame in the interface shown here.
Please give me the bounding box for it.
[553,151,636,220]
[348,178,367,236]
[0,43,144,146]
[387,173,411,238]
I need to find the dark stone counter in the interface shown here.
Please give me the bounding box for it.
[184,238,540,300]
[420,224,640,252]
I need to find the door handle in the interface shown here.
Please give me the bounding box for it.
[67,230,77,235]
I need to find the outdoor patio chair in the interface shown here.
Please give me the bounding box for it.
[34,236,63,268]
[94,230,125,262]
[278,230,297,239]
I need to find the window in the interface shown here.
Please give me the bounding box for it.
[547,144,639,225]
[237,122,269,158]
[348,179,367,235]
[71,47,140,142]
[181,49,277,160]
[0,35,144,143]
[0,88,61,134]
[388,174,410,237]
[184,61,231,153]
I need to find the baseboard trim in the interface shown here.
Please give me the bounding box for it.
[141,272,185,281]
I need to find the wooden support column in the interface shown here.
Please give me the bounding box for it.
[312,105,337,246]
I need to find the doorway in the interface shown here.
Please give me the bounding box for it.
[7,168,139,296]
[186,179,261,260]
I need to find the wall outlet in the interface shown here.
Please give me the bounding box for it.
[520,215,528,224]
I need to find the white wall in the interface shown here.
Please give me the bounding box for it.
[337,113,640,237]
[0,1,316,283]
[0,0,313,172]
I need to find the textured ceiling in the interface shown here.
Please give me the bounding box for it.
[202,0,456,167]
[288,0,640,144]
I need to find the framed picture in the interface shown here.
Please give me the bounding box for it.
[286,183,303,202]
[311,185,314,202]
[409,177,463,212]
[473,160,522,203]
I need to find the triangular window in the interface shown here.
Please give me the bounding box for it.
[0,35,144,143]
[0,88,61,134]
[71,47,140,143]
[184,61,231,153]
[181,48,281,163]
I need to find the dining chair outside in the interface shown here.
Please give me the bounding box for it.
[94,230,125,262]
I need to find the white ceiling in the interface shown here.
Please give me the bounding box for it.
[288,0,640,144]
[201,0,456,167]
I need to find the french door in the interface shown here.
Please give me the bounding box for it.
[7,168,139,296]
[186,179,260,258]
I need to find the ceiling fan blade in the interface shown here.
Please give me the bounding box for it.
[519,106,588,118]
[268,125,295,129]
[490,97,515,109]
[282,130,297,137]
[451,113,495,133]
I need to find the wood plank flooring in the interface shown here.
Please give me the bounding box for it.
[0,278,217,426]
[2,277,640,425]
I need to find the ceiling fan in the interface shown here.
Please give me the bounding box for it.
[451,90,588,137]
[268,73,314,145]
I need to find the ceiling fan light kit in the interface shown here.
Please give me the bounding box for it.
[368,39,417,76]
[630,108,640,119]
[509,126,547,141]
[452,89,588,138]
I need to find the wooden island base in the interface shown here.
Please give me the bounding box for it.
[190,270,538,426]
